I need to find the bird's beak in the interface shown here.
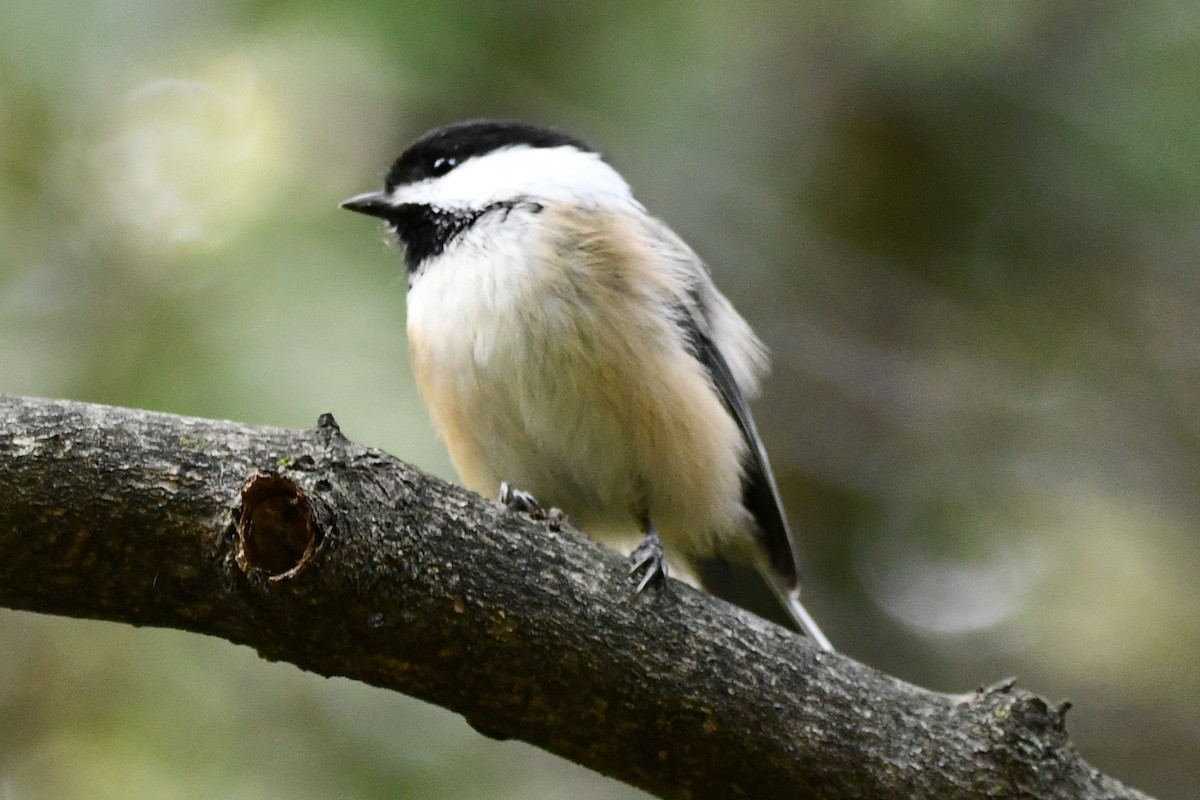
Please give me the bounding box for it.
[340,191,395,220]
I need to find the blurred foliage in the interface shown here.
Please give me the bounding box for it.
[2,1,1198,798]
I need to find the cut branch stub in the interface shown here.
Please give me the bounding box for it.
[235,470,327,579]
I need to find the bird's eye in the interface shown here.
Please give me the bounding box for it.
[430,156,458,176]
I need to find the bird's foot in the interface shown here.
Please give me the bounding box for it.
[499,482,568,530]
[544,507,567,532]
[629,529,668,594]
[499,482,545,519]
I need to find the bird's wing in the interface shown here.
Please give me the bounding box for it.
[634,214,798,584]
[680,305,835,650]
[638,214,832,648]
[677,314,802,587]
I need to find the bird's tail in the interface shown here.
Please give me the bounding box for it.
[758,558,834,652]
[779,586,834,652]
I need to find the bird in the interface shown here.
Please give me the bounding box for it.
[342,119,832,651]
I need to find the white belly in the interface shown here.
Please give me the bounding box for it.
[408,243,634,525]
[404,212,748,560]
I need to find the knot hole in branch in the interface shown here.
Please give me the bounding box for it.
[235,470,328,580]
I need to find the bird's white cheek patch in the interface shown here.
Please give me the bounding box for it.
[391,144,640,214]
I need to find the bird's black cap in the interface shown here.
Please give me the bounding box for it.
[383,119,594,191]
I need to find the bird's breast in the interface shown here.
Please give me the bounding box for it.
[404,206,748,558]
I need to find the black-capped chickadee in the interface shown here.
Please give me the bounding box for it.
[342,119,833,651]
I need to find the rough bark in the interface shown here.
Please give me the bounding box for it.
[0,395,1154,800]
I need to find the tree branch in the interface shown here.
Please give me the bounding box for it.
[0,395,1153,800]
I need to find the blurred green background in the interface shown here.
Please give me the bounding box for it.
[2,1,1198,798]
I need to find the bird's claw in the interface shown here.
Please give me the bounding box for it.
[500,482,568,529]
[499,481,545,519]
[545,507,567,532]
[629,532,668,593]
